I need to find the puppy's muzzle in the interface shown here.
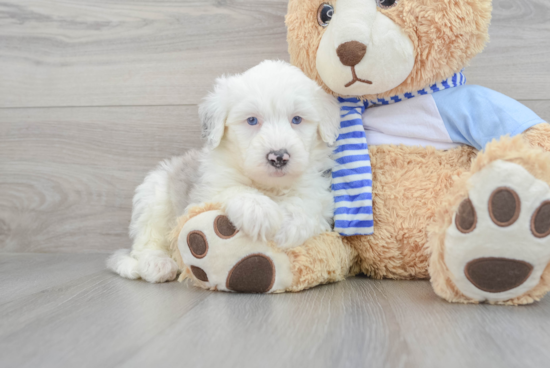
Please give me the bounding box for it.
[267,149,290,169]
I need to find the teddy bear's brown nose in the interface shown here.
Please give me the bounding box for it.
[336,41,367,67]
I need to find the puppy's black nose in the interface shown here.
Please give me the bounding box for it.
[267,149,290,168]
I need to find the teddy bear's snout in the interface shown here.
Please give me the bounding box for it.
[336,41,367,67]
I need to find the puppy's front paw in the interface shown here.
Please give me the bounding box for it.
[225,194,283,242]
[274,220,312,249]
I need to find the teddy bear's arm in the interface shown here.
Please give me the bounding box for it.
[173,202,359,293]
[432,85,546,150]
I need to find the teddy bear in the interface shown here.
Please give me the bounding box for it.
[171,0,550,305]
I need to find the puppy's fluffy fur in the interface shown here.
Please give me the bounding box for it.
[107,60,340,283]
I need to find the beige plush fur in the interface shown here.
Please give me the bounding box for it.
[286,232,359,292]
[287,0,492,99]
[346,144,478,280]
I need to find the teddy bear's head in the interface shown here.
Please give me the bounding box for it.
[286,0,492,99]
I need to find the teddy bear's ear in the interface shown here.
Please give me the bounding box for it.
[316,88,340,145]
[198,76,230,149]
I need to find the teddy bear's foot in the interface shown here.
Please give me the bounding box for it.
[176,209,293,293]
[434,160,550,304]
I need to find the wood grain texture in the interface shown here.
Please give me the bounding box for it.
[465,0,550,99]
[0,0,290,108]
[0,253,107,304]
[0,0,549,109]
[0,106,202,253]
[1,254,549,368]
[121,278,550,368]
[0,254,211,368]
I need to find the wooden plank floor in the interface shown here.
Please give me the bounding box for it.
[1,0,550,367]
[0,253,549,368]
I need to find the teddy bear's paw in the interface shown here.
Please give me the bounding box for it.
[445,160,550,303]
[177,209,293,293]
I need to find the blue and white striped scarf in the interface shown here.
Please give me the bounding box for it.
[333,71,466,236]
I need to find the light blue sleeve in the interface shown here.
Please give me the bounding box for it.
[432,85,546,150]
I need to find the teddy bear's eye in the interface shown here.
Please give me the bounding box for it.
[377,0,399,9]
[317,4,334,27]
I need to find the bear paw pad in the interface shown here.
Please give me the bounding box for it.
[177,210,292,293]
[445,160,550,303]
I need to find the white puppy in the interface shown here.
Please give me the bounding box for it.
[107,60,340,283]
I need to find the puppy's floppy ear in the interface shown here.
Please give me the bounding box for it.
[199,76,231,149]
[316,88,341,145]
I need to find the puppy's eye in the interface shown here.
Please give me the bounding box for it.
[247,117,258,126]
[376,0,399,9]
[317,4,334,27]
[292,116,303,125]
